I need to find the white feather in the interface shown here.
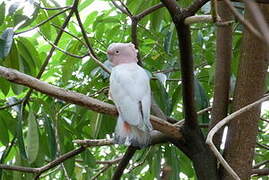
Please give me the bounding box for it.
[110,63,152,147]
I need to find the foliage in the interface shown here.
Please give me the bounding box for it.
[0,0,268,179]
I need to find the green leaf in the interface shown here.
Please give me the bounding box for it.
[90,113,102,138]
[0,115,9,146]
[3,43,20,70]
[84,11,98,29]
[0,2,5,26]
[194,78,210,123]
[16,38,39,75]
[81,149,96,168]
[36,10,51,40]
[0,77,10,95]
[16,110,27,160]
[78,0,94,11]
[150,80,172,116]
[26,109,39,164]
[0,28,14,59]
[43,116,57,160]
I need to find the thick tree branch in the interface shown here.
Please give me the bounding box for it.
[161,0,198,128]
[0,66,182,139]
[112,146,137,180]
[210,1,233,150]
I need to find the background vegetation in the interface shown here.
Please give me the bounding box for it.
[0,0,268,179]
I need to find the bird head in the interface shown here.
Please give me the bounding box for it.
[107,43,138,66]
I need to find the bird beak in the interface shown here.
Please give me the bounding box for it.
[107,50,114,55]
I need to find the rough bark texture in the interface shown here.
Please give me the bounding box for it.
[210,1,233,149]
[222,5,269,180]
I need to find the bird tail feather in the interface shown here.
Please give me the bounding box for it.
[114,116,151,148]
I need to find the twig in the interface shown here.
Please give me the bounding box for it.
[206,94,269,180]
[135,3,164,20]
[23,0,79,104]
[127,147,151,173]
[40,6,71,10]
[0,146,85,175]
[184,15,213,24]
[14,7,71,35]
[253,160,269,169]
[222,0,263,40]
[252,168,269,176]
[0,66,182,139]
[175,106,212,126]
[74,10,111,74]
[91,164,111,180]
[0,100,23,110]
[96,156,123,165]
[88,86,109,97]
[73,139,114,147]
[111,0,131,17]
[257,142,269,151]
[112,146,137,180]
[51,23,87,47]
[39,30,88,59]
[260,117,269,123]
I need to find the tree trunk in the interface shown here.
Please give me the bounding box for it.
[210,1,233,149]
[221,4,269,180]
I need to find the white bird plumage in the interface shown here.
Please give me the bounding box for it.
[107,42,153,148]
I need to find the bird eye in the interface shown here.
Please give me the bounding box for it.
[115,50,120,54]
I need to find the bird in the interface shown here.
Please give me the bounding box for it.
[107,42,153,148]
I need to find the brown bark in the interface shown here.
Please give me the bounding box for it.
[221,5,269,180]
[210,1,233,149]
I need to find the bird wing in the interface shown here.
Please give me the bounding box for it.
[110,64,152,131]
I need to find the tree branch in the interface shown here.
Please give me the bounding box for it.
[222,0,263,40]
[206,94,269,180]
[161,0,198,128]
[39,30,88,59]
[135,3,164,20]
[74,9,111,74]
[0,146,86,176]
[23,0,80,103]
[252,168,269,176]
[0,66,182,139]
[112,146,137,180]
[14,7,71,35]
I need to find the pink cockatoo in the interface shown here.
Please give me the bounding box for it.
[107,42,153,148]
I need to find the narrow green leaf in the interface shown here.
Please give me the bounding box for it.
[16,111,27,160]
[0,77,10,95]
[90,113,102,138]
[26,109,39,164]
[150,80,172,116]
[0,116,9,146]
[43,116,57,160]
[78,0,94,11]
[81,149,96,168]
[0,28,14,59]
[0,2,5,26]
[3,43,20,70]
[194,78,210,124]
[83,11,98,29]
